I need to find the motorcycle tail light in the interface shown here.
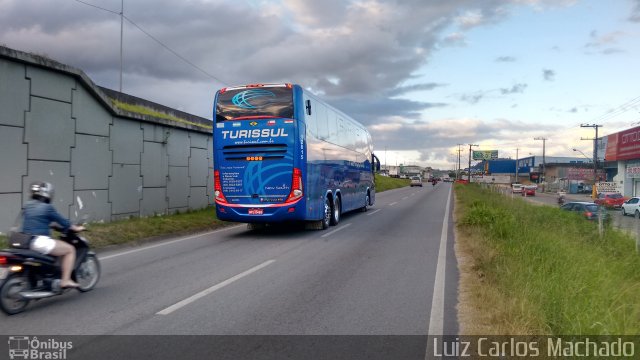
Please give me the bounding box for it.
[0,256,6,265]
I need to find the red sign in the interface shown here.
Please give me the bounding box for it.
[605,133,619,161]
[612,126,640,161]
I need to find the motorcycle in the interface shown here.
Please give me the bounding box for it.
[0,225,100,315]
[557,191,566,206]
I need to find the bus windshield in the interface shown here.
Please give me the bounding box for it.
[216,86,294,122]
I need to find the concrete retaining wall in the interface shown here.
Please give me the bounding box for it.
[0,46,214,234]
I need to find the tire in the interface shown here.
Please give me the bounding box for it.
[330,196,341,226]
[636,210,640,220]
[0,275,30,315]
[321,197,331,229]
[361,193,370,212]
[622,207,627,216]
[75,254,100,292]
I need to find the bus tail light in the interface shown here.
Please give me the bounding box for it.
[214,170,228,204]
[285,168,303,203]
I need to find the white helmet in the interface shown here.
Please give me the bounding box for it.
[30,181,54,202]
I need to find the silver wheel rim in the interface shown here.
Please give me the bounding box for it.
[1,278,28,312]
[324,200,331,226]
[77,257,99,290]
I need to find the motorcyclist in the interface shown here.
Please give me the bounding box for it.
[21,182,85,288]
[557,190,566,205]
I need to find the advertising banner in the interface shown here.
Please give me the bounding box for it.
[614,126,640,161]
[567,167,606,181]
[627,164,640,178]
[605,133,619,161]
[472,150,498,160]
[596,182,619,193]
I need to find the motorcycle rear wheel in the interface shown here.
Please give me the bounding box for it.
[75,254,101,292]
[0,275,30,315]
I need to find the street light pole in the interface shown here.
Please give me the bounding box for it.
[534,137,547,183]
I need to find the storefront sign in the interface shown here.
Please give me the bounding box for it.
[627,164,640,178]
[596,182,619,193]
[609,126,640,161]
[567,167,592,180]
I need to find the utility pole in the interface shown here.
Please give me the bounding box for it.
[581,124,603,198]
[534,137,547,184]
[468,144,478,182]
[119,0,124,92]
[515,148,519,183]
[456,144,463,180]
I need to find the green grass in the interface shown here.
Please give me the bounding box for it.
[375,174,410,192]
[456,183,640,335]
[83,207,229,249]
[110,99,212,130]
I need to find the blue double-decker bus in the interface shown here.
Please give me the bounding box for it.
[213,83,380,230]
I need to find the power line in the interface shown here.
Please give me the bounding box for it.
[71,0,229,86]
[121,15,228,84]
[591,96,640,123]
[73,0,119,14]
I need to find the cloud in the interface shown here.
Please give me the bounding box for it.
[500,83,527,95]
[584,30,626,55]
[495,56,516,62]
[542,69,555,81]
[390,83,449,96]
[630,0,640,22]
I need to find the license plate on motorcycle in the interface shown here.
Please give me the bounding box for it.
[0,267,8,280]
[248,208,263,215]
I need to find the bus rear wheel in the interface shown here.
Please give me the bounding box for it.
[322,198,331,229]
[331,197,341,226]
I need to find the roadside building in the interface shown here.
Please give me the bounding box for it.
[603,126,640,196]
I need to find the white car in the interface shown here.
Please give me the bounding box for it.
[511,183,523,194]
[621,197,640,217]
[410,176,422,187]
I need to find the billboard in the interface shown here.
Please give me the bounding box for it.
[472,150,498,160]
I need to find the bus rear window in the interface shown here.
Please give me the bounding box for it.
[216,87,294,122]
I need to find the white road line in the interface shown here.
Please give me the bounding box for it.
[157,259,275,315]
[427,185,452,336]
[99,225,245,261]
[366,209,382,216]
[320,223,352,238]
[402,196,409,200]
[389,201,398,206]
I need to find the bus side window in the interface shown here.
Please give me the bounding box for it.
[327,109,338,144]
[305,97,318,138]
[316,103,328,140]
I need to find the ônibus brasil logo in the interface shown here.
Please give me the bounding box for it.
[8,336,72,360]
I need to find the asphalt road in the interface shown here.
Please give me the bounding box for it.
[2,183,457,358]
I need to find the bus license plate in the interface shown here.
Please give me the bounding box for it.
[248,208,263,215]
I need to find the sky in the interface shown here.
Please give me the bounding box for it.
[1,0,639,169]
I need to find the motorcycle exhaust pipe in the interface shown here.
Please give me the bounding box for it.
[19,291,57,299]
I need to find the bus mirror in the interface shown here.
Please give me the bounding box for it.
[372,154,381,172]
[306,100,312,115]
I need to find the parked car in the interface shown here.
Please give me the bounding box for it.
[621,197,640,217]
[560,201,609,221]
[594,192,627,209]
[410,176,422,187]
[511,183,523,194]
[521,186,536,196]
